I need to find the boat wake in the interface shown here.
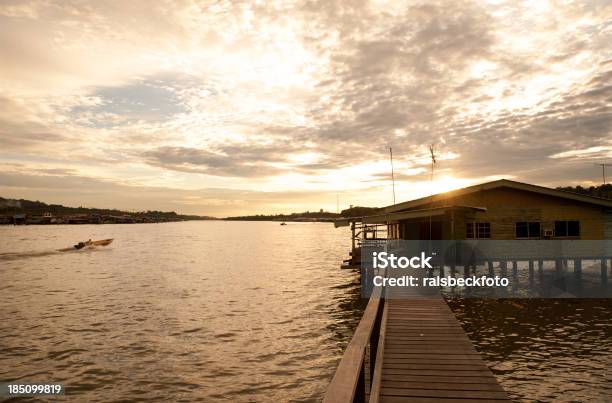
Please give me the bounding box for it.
[0,250,65,262]
[0,245,111,262]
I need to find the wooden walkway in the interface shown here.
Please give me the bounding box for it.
[324,272,511,402]
[374,298,510,402]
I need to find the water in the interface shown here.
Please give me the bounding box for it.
[448,299,612,402]
[0,222,364,402]
[1,222,610,401]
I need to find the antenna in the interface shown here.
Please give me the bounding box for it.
[595,163,611,184]
[428,144,437,241]
[390,147,396,205]
[429,144,437,186]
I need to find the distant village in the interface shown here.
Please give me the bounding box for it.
[222,206,381,222]
[0,197,215,225]
[0,197,381,225]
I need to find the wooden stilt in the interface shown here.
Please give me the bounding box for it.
[574,259,582,276]
[538,259,544,274]
[555,259,563,275]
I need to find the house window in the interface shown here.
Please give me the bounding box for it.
[466,222,491,239]
[516,222,541,239]
[554,220,580,237]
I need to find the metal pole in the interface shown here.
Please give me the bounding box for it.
[336,193,339,214]
[389,147,396,205]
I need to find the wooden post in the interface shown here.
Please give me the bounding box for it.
[574,259,582,276]
[528,260,534,278]
[555,259,563,276]
[488,260,494,276]
[512,261,518,277]
[602,258,608,284]
[500,260,507,277]
[538,259,544,274]
[351,222,356,255]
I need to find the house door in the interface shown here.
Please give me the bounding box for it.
[418,221,443,240]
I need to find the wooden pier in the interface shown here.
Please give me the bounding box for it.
[323,275,511,402]
[374,298,509,402]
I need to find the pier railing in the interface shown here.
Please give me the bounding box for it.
[323,288,385,403]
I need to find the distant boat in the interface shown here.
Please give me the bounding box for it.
[280,222,287,226]
[74,238,114,249]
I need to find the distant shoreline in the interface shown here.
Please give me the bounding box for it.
[0,218,217,226]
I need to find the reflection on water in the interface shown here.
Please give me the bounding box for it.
[448,298,612,402]
[0,222,365,402]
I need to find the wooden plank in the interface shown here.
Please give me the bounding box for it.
[384,358,490,365]
[383,356,484,363]
[382,369,495,377]
[384,347,478,353]
[381,388,509,399]
[382,374,504,384]
[378,353,483,360]
[383,337,473,342]
[381,381,505,392]
[386,333,471,337]
[381,398,508,403]
[383,363,492,371]
[384,342,476,348]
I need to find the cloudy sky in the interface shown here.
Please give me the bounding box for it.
[0,0,611,216]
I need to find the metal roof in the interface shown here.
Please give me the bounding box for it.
[384,179,612,213]
[334,205,486,227]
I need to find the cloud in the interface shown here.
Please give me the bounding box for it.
[0,0,611,214]
[0,166,350,216]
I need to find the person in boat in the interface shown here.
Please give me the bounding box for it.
[74,239,92,249]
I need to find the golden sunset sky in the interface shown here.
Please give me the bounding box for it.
[1,0,611,216]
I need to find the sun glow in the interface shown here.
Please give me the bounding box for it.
[393,176,474,203]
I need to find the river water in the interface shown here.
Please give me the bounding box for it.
[0,222,363,402]
[1,221,610,401]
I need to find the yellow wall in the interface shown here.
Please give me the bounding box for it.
[411,187,606,240]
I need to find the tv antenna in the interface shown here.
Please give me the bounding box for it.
[595,163,611,184]
[428,144,437,240]
[390,147,396,205]
[429,144,437,186]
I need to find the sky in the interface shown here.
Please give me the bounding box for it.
[0,0,611,216]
